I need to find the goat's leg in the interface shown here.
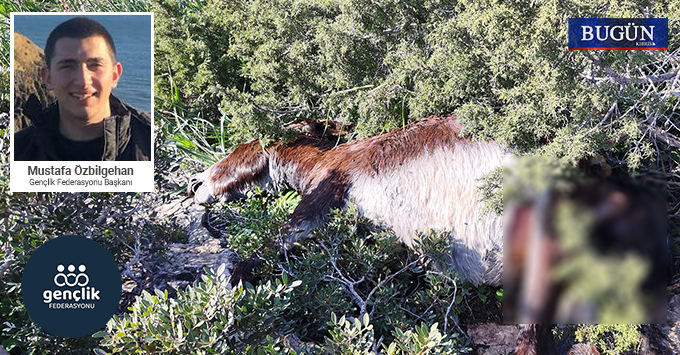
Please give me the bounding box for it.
[283,171,349,249]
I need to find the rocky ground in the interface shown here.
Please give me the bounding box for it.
[116,195,240,314]
[13,32,55,131]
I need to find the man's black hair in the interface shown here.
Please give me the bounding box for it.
[44,17,116,67]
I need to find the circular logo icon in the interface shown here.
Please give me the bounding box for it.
[22,235,121,338]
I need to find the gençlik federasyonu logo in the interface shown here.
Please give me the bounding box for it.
[43,264,101,308]
[569,18,668,50]
[22,235,121,338]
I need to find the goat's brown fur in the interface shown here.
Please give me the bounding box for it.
[189,115,507,285]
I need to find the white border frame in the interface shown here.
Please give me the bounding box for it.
[9,12,155,193]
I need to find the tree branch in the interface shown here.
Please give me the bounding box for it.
[583,52,679,85]
[639,123,680,149]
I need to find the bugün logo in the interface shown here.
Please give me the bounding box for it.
[580,22,655,42]
[568,18,668,50]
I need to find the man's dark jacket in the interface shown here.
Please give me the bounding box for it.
[14,94,151,161]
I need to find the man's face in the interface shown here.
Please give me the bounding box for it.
[42,35,122,123]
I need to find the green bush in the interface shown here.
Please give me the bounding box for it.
[0,186,185,354]
[190,195,499,351]
[385,321,468,355]
[208,189,301,258]
[96,266,301,354]
[96,261,471,355]
[155,0,679,166]
[325,313,470,355]
[575,324,641,355]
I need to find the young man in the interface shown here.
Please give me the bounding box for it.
[14,17,151,161]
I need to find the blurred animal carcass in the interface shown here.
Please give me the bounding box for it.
[504,156,668,326]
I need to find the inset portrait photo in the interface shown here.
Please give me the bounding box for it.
[10,13,154,192]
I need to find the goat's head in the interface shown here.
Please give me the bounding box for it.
[188,119,352,205]
[188,140,269,205]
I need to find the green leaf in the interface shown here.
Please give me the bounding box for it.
[92,331,108,338]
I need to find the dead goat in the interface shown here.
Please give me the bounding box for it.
[188,115,507,286]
